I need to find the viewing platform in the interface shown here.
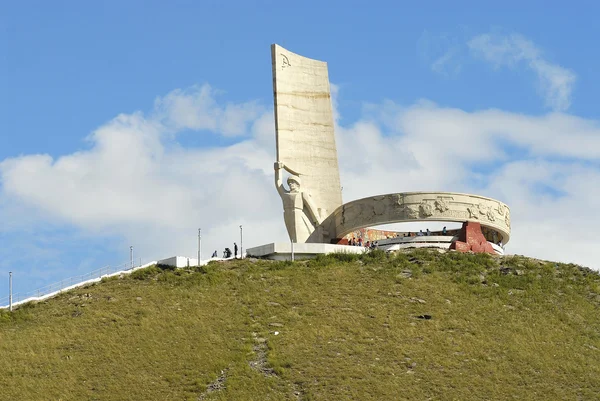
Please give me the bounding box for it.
[373,235,504,255]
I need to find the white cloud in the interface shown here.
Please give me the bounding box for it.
[1,84,599,276]
[430,48,461,76]
[417,31,463,77]
[420,31,576,111]
[0,86,283,264]
[154,84,264,136]
[468,33,576,112]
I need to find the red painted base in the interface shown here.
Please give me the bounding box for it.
[450,222,496,254]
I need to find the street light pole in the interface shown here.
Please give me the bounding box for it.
[239,225,243,259]
[9,272,12,312]
[130,246,133,270]
[198,228,202,266]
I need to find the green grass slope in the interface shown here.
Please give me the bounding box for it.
[1,249,599,400]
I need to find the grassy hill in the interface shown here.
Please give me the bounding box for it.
[1,249,599,400]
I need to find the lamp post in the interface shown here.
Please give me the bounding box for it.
[9,272,12,312]
[130,246,133,270]
[198,228,202,266]
[239,225,243,259]
[291,240,294,262]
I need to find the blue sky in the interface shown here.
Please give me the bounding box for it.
[2,1,600,298]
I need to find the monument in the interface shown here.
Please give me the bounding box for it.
[248,45,511,258]
[271,44,343,243]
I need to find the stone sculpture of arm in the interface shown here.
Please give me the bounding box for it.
[281,163,301,177]
[274,161,287,196]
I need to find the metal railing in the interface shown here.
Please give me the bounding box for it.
[1,258,147,309]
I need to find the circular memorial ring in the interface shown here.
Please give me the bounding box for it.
[327,191,511,244]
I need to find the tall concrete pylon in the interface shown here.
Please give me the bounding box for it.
[271,44,343,243]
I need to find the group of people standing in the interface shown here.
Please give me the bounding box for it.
[212,242,240,259]
[413,226,447,237]
[347,237,379,249]
[347,237,363,247]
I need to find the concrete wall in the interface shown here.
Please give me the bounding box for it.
[158,256,198,268]
[246,242,366,261]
